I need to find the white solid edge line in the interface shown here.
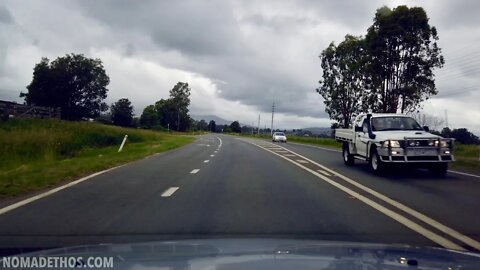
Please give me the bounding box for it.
[252,143,464,251]
[267,142,480,251]
[448,170,480,179]
[161,187,179,197]
[190,169,200,174]
[0,163,127,216]
[216,136,223,148]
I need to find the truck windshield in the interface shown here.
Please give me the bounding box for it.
[371,117,423,131]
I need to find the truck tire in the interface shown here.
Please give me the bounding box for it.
[342,143,355,166]
[369,147,384,174]
[429,163,448,177]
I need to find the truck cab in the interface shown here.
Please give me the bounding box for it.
[335,113,454,176]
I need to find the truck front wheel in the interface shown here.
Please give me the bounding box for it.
[369,148,384,174]
[342,143,355,166]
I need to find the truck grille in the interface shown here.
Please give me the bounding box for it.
[407,156,439,161]
[405,139,437,148]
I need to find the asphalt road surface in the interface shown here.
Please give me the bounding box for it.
[1,134,479,254]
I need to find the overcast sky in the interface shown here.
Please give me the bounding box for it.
[0,0,479,133]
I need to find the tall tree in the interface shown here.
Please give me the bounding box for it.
[410,112,444,131]
[317,35,368,127]
[111,98,134,127]
[364,5,444,113]
[169,82,191,131]
[155,98,176,130]
[21,54,110,120]
[208,120,216,132]
[197,119,208,131]
[230,121,241,133]
[139,105,158,129]
[449,128,479,144]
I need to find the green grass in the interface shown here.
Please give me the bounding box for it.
[0,119,194,197]
[450,144,480,172]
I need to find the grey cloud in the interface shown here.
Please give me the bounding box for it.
[433,0,480,30]
[1,0,477,130]
[76,0,324,116]
[76,0,245,57]
[241,13,320,34]
[0,5,13,24]
[123,43,135,57]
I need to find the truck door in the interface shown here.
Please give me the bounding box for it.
[355,118,370,157]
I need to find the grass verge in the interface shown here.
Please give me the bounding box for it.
[0,119,194,198]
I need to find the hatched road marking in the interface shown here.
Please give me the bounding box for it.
[317,170,332,176]
[243,139,480,252]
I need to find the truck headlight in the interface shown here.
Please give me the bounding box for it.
[389,140,401,147]
[440,140,450,148]
[382,140,400,148]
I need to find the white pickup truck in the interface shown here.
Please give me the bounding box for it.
[335,113,454,176]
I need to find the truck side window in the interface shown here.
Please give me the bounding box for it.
[362,120,368,133]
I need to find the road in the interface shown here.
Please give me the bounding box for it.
[0,134,479,254]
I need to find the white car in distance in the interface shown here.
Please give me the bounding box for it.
[272,132,287,143]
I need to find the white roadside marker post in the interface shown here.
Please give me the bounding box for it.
[118,135,128,152]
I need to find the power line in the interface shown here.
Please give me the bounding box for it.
[257,114,260,136]
[436,70,480,82]
[271,102,275,136]
[444,54,480,66]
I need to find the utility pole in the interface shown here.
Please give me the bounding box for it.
[445,110,449,128]
[271,103,275,136]
[257,114,260,136]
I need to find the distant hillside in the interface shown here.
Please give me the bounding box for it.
[191,114,248,126]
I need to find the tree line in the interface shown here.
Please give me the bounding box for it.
[17,53,193,131]
[16,54,249,133]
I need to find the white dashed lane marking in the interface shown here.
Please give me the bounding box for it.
[190,169,200,174]
[161,187,179,197]
[203,160,210,163]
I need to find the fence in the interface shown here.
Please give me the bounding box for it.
[0,100,61,119]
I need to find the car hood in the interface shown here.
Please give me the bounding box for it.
[3,239,479,269]
[373,130,441,141]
